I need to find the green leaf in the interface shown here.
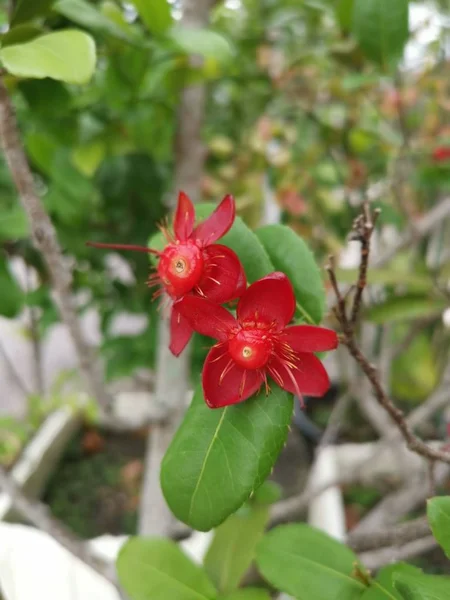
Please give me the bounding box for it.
[149,203,274,284]
[11,0,55,26]
[0,30,96,84]
[366,296,447,324]
[53,0,135,42]
[0,206,29,242]
[0,255,23,319]
[251,481,282,506]
[130,0,172,36]
[170,27,234,66]
[1,24,43,47]
[336,0,354,33]
[117,537,217,600]
[352,0,409,68]
[393,569,450,600]
[204,504,270,594]
[219,590,271,600]
[361,564,419,599]
[255,224,325,324]
[161,382,293,531]
[335,267,434,292]
[255,524,366,600]
[427,496,450,559]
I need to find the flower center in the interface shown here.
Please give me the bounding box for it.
[228,329,273,370]
[157,241,204,298]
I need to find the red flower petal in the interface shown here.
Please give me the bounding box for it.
[282,325,338,353]
[193,194,235,246]
[175,296,237,341]
[237,272,296,329]
[196,244,246,303]
[268,353,330,398]
[174,191,195,242]
[202,345,263,408]
[169,305,193,356]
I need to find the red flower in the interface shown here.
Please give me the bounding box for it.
[176,272,338,408]
[87,192,246,356]
[432,146,450,163]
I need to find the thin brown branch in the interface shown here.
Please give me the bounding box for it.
[0,79,112,412]
[360,536,437,571]
[328,204,450,466]
[349,516,430,553]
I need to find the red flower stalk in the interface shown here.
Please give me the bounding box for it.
[432,146,450,163]
[87,192,245,356]
[176,272,338,408]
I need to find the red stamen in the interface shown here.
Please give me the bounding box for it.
[86,241,160,255]
[219,358,235,385]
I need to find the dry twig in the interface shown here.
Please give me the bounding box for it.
[327,202,450,465]
[0,79,112,412]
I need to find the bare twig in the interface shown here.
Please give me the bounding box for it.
[24,264,45,396]
[0,338,32,397]
[349,516,430,553]
[138,0,213,536]
[327,203,450,465]
[360,536,437,571]
[317,393,352,449]
[0,79,112,412]
[0,466,119,589]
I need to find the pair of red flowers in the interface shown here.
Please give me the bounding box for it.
[88,192,337,408]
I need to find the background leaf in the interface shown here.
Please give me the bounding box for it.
[255,224,325,324]
[393,569,450,600]
[255,524,366,600]
[361,564,419,599]
[53,0,134,42]
[0,30,96,84]
[161,382,293,531]
[170,27,234,66]
[366,296,447,324]
[11,0,55,26]
[352,0,409,67]
[204,502,270,594]
[0,255,24,319]
[130,0,173,36]
[116,537,217,600]
[220,590,271,600]
[427,496,450,559]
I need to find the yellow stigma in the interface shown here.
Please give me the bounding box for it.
[242,346,252,358]
[174,258,186,273]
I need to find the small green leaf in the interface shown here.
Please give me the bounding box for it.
[366,296,447,324]
[335,267,434,292]
[255,224,325,324]
[393,569,450,600]
[219,589,271,600]
[0,206,29,242]
[361,564,419,599]
[0,255,23,318]
[170,27,234,66]
[11,0,55,26]
[0,30,96,84]
[352,0,409,68]
[427,496,450,559]
[251,481,282,506]
[117,537,217,600]
[161,382,293,531]
[204,504,270,594]
[336,0,354,33]
[130,0,172,36]
[1,24,43,47]
[255,524,366,600]
[54,0,135,42]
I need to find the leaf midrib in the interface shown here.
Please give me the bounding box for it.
[262,547,366,591]
[121,555,214,600]
[188,408,228,522]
